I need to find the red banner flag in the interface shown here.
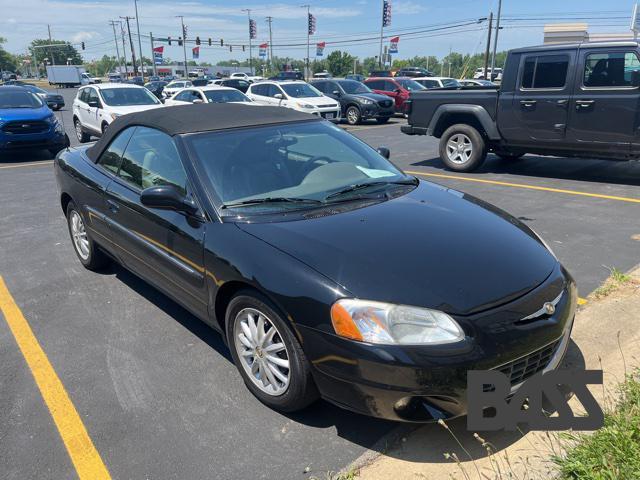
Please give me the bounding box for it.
[153,46,164,53]
[192,46,200,59]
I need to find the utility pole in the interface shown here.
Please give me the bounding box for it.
[483,12,493,80]
[378,0,384,67]
[176,16,188,78]
[302,5,310,80]
[242,9,253,75]
[448,46,452,77]
[120,21,129,77]
[134,0,145,80]
[121,16,138,76]
[47,24,55,65]
[490,0,502,80]
[150,32,157,76]
[266,16,274,74]
[109,20,123,75]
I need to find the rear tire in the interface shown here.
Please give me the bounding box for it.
[226,291,319,412]
[66,201,109,271]
[439,124,487,172]
[101,122,109,135]
[74,118,90,143]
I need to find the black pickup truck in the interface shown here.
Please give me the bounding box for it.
[402,41,640,171]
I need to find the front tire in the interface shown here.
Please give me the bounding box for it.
[439,124,487,172]
[226,291,318,412]
[66,201,109,270]
[345,105,361,125]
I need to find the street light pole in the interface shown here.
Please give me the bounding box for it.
[109,20,123,75]
[378,0,384,68]
[490,0,502,79]
[302,5,310,80]
[120,16,138,76]
[134,0,145,80]
[242,9,253,75]
[176,16,188,78]
[266,16,274,73]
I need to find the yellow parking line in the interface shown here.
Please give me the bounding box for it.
[578,297,588,306]
[406,171,640,204]
[0,276,111,480]
[0,161,54,169]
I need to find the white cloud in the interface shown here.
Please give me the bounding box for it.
[393,1,428,15]
[72,31,98,43]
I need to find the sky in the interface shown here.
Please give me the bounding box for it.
[2,0,639,65]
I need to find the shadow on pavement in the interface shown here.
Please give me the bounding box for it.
[0,149,54,165]
[412,154,640,188]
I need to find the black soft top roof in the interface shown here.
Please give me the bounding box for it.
[86,103,320,162]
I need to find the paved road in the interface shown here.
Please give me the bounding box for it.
[0,86,638,480]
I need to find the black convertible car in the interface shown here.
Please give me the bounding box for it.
[54,104,576,421]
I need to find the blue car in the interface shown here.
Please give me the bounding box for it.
[0,86,69,155]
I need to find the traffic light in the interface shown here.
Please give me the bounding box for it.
[81,42,85,50]
[178,37,183,46]
[196,36,201,46]
[208,38,212,46]
[229,45,232,52]
[242,45,245,52]
[308,13,316,35]
[220,39,224,47]
[168,36,172,45]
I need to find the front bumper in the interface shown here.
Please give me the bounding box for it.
[301,264,577,422]
[310,107,341,123]
[0,130,67,151]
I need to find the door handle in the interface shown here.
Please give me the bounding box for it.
[576,100,595,109]
[556,99,569,106]
[520,100,537,108]
[107,200,120,213]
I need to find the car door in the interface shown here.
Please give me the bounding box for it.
[510,51,574,145]
[566,49,640,154]
[267,84,288,107]
[85,87,102,133]
[74,88,91,127]
[103,126,208,318]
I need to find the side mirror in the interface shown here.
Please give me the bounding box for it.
[274,93,284,99]
[140,185,198,216]
[377,146,390,159]
[88,100,100,108]
[332,90,341,97]
[192,98,204,104]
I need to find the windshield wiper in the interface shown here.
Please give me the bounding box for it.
[220,197,323,209]
[324,178,417,201]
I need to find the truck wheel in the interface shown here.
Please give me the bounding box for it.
[439,124,487,172]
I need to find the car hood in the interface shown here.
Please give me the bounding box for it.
[0,106,53,122]
[236,181,557,316]
[293,96,338,106]
[108,104,164,115]
[351,92,391,102]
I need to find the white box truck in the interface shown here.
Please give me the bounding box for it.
[46,66,89,87]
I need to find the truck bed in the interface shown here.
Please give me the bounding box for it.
[406,87,499,133]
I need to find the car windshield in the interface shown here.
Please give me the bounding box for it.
[99,87,160,106]
[0,90,43,108]
[397,79,426,91]
[204,89,251,103]
[441,79,460,87]
[281,83,322,98]
[337,81,371,94]
[186,121,412,214]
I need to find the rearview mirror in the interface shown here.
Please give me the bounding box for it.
[377,146,390,159]
[140,185,198,216]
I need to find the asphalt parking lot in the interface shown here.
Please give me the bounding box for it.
[1,86,639,479]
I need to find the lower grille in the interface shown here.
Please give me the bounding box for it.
[483,339,561,391]
[3,121,49,134]
[378,100,393,108]
[318,104,337,108]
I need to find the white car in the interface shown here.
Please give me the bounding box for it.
[72,83,163,142]
[413,77,461,89]
[230,72,263,83]
[473,67,502,81]
[246,80,341,121]
[459,79,496,87]
[164,86,266,106]
[162,80,193,99]
[81,72,102,84]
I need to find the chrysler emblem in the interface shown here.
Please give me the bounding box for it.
[543,302,556,315]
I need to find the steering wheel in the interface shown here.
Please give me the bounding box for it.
[299,156,336,179]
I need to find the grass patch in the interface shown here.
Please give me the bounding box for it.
[592,268,633,299]
[554,370,640,480]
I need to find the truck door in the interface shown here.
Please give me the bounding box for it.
[510,51,574,145]
[566,49,640,155]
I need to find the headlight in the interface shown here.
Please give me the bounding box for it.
[110,113,121,120]
[330,299,465,345]
[530,228,557,260]
[358,98,374,105]
[298,103,315,109]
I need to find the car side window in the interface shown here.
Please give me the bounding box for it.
[313,81,326,93]
[174,90,191,101]
[117,127,188,194]
[266,84,280,97]
[521,54,569,89]
[87,88,100,106]
[78,89,88,103]
[96,127,135,174]
[583,51,640,88]
[384,80,397,91]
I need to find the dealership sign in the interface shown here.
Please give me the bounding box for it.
[259,43,268,57]
[316,42,326,57]
[389,36,399,54]
[153,46,163,65]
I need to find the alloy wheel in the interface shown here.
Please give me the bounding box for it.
[75,121,83,142]
[446,133,473,165]
[69,210,90,260]
[346,107,360,125]
[233,307,290,396]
